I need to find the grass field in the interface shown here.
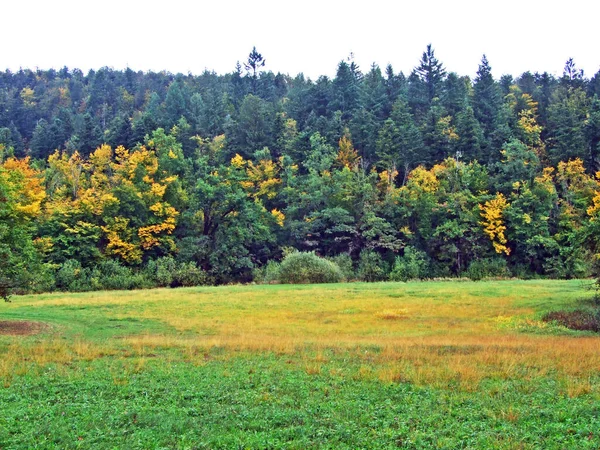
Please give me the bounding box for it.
[1,280,599,449]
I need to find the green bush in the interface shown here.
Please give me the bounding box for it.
[55,259,93,292]
[29,263,57,294]
[357,250,388,282]
[389,247,428,282]
[253,260,281,284]
[277,251,344,284]
[327,254,355,281]
[465,258,510,281]
[95,260,151,290]
[145,257,177,287]
[543,253,592,279]
[173,262,211,287]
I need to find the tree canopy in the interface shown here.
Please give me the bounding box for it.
[1,47,600,294]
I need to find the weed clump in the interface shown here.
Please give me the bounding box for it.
[542,310,600,332]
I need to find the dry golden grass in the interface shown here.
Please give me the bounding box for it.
[2,280,599,394]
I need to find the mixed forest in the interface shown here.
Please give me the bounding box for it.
[2,46,600,295]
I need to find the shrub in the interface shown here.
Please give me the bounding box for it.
[465,258,510,281]
[357,250,388,282]
[543,254,592,279]
[95,259,151,290]
[145,257,177,287]
[327,254,355,281]
[29,263,57,294]
[278,251,344,284]
[173,262,211,287]
[542,310,600,332]
[55,259,93,292]
[389,247,428,282]
[253,260,281,284]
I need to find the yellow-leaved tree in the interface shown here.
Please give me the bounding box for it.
[41,139,182,265]
[0,156,45,298]
[480,193,510,255]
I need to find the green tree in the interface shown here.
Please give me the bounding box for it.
[546,86,589,165]
[244,47,266,94]
[473,55,510,163]
[414,44,446,104]
[331,60,361,120]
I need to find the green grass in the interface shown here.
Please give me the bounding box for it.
[1,280,599,449]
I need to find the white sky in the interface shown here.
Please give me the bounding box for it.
[4,0,599,80]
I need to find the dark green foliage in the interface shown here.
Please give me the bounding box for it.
[465,258,511,281]
[252,260,282,284]
[331,60,361,119]
[327,253,355,281]
[55,259,92,292]
[95,260,151,291]
[1,53,600,295]
[413,44,446,105]
[145,257,177,288]
[172,261,211,287]
[389,246,428,281]
[357,250,388,282]
[547,87,589,164]
[277,251,344,284]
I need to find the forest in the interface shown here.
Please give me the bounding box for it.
[2,46,600,295]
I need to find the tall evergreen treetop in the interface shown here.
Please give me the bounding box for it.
[244,47,266,80]
[414,44,446,102]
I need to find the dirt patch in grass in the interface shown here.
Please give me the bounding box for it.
[0,320,48,336]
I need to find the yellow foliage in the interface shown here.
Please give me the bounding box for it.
[243,158,282,200]
[439,116,459,141]
[138,217,177,250]
[150,183,167,197]
[407,166,439,194]
[47,150,87,200]
[20,87,36,107]
[102,217,143,263]
[377,169,399,195]
[1,157,45,217]
[534,167,556,196]
[587,190,600,218]
[43,143,183,263]
[231,154,246,168]
[479,193,510,255]
[518,108,542,147]
[336,135,361,169]
[271,209,285,227]
[33,236,54,255]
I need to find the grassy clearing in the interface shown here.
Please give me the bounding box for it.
[1,280,599,448]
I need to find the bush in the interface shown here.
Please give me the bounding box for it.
[543,254,592,279]
[173,262,211,287]
[542,310,600,332]
[277,251,344,284]
[253,260,281,284]
[29,263,57,294]
[55,259,93,292]
[95,260,151,290]
[389,247,427,282]
[145,257,177,287]
[327,254,355,281]
[465,258,510,281]
[357,250,388,282]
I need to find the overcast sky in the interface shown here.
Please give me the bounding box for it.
[4,0,599,80]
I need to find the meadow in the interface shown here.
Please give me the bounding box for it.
[1,280,599,449]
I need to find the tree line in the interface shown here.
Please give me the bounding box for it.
[2,46,600,295]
